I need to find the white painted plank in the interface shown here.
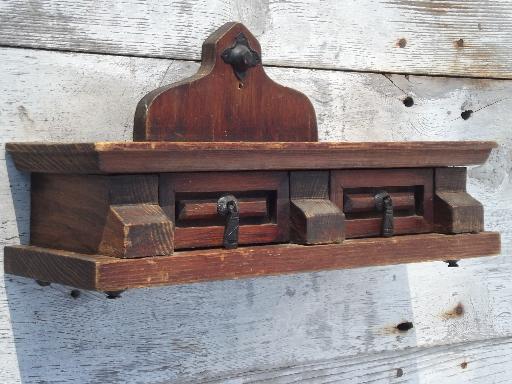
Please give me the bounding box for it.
[1,1,512,78]
[0,48,511,383]
[185,337,512,383]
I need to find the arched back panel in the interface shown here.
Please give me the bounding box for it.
[133,22,318,142]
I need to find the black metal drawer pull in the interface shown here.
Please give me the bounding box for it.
[217,194,240,249]
[374,191,394,237]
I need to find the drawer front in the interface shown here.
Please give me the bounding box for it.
[160,172,289,249]
[330,169,433,238]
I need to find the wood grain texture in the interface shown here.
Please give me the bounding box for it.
[2,1,512,78]
[435,167,484,234]
[178,198,268,221]
[4,232,500,291]
[1,47,512,383]
[160,171,289,249]
[98,204,174,258]
[6,141,496,173]
[290,199,345,245]
[344,191,416,213]
[290,171,344,244]
[331,169,434,238]
[134,22,317,142]
[184,337,512,383]
[30,174,159,256]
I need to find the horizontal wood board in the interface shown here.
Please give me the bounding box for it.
[2,1,512,78]
[4,232,501,291]
[1,47,512,383]
[6,141,496,173]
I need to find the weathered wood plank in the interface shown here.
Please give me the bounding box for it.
[186,337,512,384]
[2,1,512,78]
[1,47,512,383]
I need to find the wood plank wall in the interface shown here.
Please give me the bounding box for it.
[0,1,511,383]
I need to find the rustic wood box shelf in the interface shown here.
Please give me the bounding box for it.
[4,22,500,292]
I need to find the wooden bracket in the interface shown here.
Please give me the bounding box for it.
[99,204,174,258]
[434,167,484,234]
[290,171,345,244]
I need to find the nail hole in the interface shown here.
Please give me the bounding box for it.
[402,96,414,107]
[455,38,464,48]
[461,362,468,369]
[396,321,414,332]
[70,289,81,299]
[238,82,244,89]
[105,290,123,299]
[396,368,404,377]
[35,280,51,287]
[397,38,407,48]
[446,260,459,267]
[461,110,473,120]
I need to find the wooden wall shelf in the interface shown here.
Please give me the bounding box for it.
[4,22,500,293]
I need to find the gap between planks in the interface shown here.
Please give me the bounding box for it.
[2,44,512,82]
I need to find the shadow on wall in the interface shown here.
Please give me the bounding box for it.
[4,161,419,383]
[5,153,30,246]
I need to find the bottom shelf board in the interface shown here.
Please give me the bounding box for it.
[4,232,500,291]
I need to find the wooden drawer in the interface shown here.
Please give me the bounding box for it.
[330,169,433,238]
[160,171,289,249]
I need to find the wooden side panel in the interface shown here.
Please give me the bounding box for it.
[30,174,111,254]
[30,174,159,255]
[435,167,484,234]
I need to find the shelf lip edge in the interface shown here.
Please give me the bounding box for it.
[5,141,497,173]
[4,232,501,291]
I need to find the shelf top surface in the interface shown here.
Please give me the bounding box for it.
[6,140,497,173]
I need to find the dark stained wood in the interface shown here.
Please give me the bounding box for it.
[133,22,317,142]
[98,204,174,258]
[5,141,497,174]
[4,232,500,291]
[434,167,484,233]
[178,198,267,221]
[30,174,159,256]
[435,166,468,191]
[175,224,280,249]
[160,171,289,249]
[290,199,345,244]
[344,191,415,213]
[290,171,330,199]
[331,169,434,238]
[290,171,344,244]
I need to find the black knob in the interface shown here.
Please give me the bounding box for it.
[221,33,260,81]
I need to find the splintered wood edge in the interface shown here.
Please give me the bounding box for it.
[4,232,500,291]
[5,141,498,173]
